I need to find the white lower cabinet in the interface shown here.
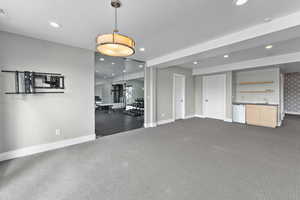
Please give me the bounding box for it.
[233,105,246,123]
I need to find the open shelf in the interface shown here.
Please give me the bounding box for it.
[239,89,274,94]
[239,81,274,85]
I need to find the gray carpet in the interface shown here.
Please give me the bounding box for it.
[1,116,300,200]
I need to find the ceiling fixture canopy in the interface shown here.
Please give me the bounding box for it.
[96,0,135,57]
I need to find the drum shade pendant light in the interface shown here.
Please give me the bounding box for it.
[96,0,135,57]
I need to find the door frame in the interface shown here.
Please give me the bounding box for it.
[202,73,226,120]
[173,73,186,121]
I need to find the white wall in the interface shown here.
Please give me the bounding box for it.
[156,66,194,122]
[112,71,144,83]
[144,66,154,126]
[126,79,144,104]
[95,79,113,103]
[0,31,95,154]
[95,85,103,98]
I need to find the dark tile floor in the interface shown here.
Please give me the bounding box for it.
[95,109,144,137]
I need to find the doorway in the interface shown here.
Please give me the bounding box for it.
[203,74,226,120]
[95,54,145,137]
[173,74,185,120]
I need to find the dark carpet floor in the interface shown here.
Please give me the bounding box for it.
[95,109,144,137]
[0,115,300,200]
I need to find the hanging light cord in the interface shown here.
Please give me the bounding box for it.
[114,7,118,33]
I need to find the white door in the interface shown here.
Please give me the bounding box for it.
[203,74,226,120]
[174,74,185,120]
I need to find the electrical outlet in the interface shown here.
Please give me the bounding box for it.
[55,129,61,136]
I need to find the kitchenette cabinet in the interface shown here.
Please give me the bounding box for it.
[233,103,278,128]
[245,105,278,128]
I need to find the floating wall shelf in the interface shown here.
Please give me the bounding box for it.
[239,89,274,94]
[239,81,274,85]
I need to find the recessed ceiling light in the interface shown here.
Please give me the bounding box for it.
[99,58,105,61]
[123,70,126,73]
[49,21,61,28]
[193,61,198,65]
[139,64,144,68]
[0,8,6,16]
[112,73,115,76]
[112,62,115,65]
[265,45,273,49]
[233,0,248,6]
[224,54,229,58]
[264,18,272,23]
[139,47,145,52]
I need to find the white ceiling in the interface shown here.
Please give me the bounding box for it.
[180,33,300,69]
[1,0,300,62]
[95,53,144,79]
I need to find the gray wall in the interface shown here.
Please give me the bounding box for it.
[194,76,203,116]
[156,66,194,122]
[226,71,233,119]
[144,67,150,125]
[284,72,300,114]
[0,31,95,153]
[233,67,280,104]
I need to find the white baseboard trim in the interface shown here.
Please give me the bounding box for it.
[157,119,175,125]
[224,118,233,123]
[195,115,206,118]
[285,111,300,115]
[0,134,96,162]
[144,122,157,128]
[184,115,195,119]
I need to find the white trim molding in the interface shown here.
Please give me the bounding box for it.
[184,115,195,119]
[0,134,96,162]
[157,118,175,126]
[144,122,157,128]
[195,114,206,118]
[224,118,233,123]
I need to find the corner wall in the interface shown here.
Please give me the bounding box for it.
[156,66,195,122]
[0,31,95,154]
[194,76,203,116]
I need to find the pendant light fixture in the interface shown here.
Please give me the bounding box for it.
[96,0,135,57]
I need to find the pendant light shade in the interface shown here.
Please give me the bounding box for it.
[96,32,135,57]
[96,0,135,57]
